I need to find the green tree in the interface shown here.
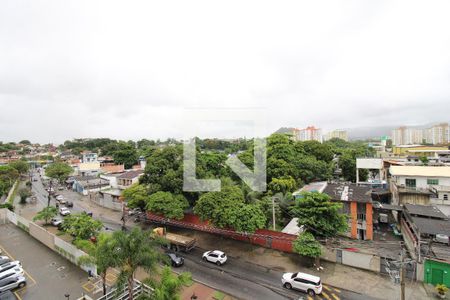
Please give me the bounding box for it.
[78,233,117,295]
[123,184,150,211]
[0,165,19,197]
[19,140,31,145]
[9,160,30,174]
[33,206,58,225]
[62,212,103,240]
[290,192,347,237]
[45,162,73,184]
[143,266,192,300]
[267,176,296,195]
[146,192,189,220]
[18,187,32,204]
[112,141,139,169]
[194,184,266,233]
[292,232,322,268]
[112,228,166,300]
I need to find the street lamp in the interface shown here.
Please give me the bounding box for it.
[64,294,70,300]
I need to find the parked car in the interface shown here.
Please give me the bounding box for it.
[83,211,93,217]
[202,250,227,266]
[51,217,63,227]
[0,257,11,267]
[0,274,26,292]
[128,208,140,216]
[0,262,22,275]
[166,253,184,267]
[59,207,71,216]
[58,186,64,191]
[281,272,322,296]
[66,201,73,208]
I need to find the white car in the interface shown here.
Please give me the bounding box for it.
[0,262,21,274]
[0,256,11,266]
[281,272,322,296]
[0,273,26,292]
[51,217,63,227]
[202,250,227,266]
[59,207,71,216]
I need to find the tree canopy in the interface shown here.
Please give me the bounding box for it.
[290,191,348,238]
[62,212,103,240]
[45,162,73,183]
[146,191,189,220]
[33,206,58,225]
[123,184,150,211]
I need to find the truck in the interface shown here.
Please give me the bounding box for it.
[153,227,196,252]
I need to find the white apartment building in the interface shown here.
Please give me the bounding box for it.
[424,123,450,145]
[323,129,348,142]
[297,126,322,142]
[391,126,424,146]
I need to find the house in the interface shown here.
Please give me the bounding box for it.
[117,170,144,189]
[100,164,125,174]
[82,152,98,163]
[401,203,450,286]
[76,162,101,177]
[95,189,123,211]
[390,166,450,215]
[72,176,110,195]
[323,183,374,240]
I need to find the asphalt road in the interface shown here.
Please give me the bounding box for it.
[29,170,374,300]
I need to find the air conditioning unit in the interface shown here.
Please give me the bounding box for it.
[435,234,449,244]
[379,213,389,223]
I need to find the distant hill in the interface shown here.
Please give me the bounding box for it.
[274,127,296,134]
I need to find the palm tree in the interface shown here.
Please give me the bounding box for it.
[143,266,192,300]
[33,206,57,225]
[78,233,117,295]
[112,227,166,300]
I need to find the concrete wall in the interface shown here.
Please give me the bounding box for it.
[341,250,381,273]
[1,208,97,276]
[320,246,337,263]
[416,262,424,282]
[29,222,55,250]
[0,209,7,224]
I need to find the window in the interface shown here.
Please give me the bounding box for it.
[405,178,416,188]
[444,194,449,201]
[427,179,439,185]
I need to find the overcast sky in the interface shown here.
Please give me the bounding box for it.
[1,1,450,144]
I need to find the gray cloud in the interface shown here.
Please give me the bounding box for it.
[1,0,450,143]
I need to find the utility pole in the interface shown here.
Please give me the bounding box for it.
[400,245,405,300]
[271,197,276,231]
[47,179,52,207]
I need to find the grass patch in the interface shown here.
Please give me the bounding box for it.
[7,180,19,205]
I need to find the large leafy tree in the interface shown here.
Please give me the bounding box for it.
[9,160,30,174]
[0,165,19,197]
[33,206,58,225]
[62,212,103,240]
[123,184,150,211]
[146,192,189,220]
[111,228,166,300]
[267,176,296,195]
[292,232,322,268]
[112,141,139,169]
[290,192,347,238]
[45,162,73,184]
[78,233,117,295]
[194,185,266,233]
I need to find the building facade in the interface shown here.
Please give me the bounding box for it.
[323,129,348,142]
[297,126,322,142]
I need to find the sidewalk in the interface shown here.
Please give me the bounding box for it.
[170,226,432,300]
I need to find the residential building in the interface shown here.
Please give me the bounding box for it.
[401,203,450,286]
[71,176,110,195]
[323,183,374,240]
[425,123,450,145]
[297,126,322,142]
[323,129,348,142]
[76,162,101,177]
[390,166,450,215]
[392,126,424,146]
[392,145,448,157]
[82,152,98,163]
[117,170,144,189]
[95,189,123,211]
